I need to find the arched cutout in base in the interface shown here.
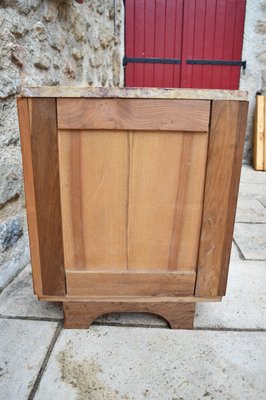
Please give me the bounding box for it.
[63,301,195,329]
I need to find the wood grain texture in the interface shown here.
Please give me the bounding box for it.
[59,129,208,272]
[29,98,66,295]
[59,130,128,270]
[17,98,42,295]
[66,271,195,297]
[195,100,248,297]
[20,86,248,101]
[57,98,210,132]
[253,95,266,171]
[39,294,222,303]
[128,131,208,270]
[63,301,195,329]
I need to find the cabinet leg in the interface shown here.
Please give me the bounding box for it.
[63,301,195,329]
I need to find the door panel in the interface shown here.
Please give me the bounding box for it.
[58,98,210,296]
[125,0,183,87]
[181,0,246,89]
[125,0,246,90]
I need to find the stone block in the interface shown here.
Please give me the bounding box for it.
[34,21,46,41]
[10,44,24,68]
[42,0,59,22]
[33,53,51,70]
[10,21,28,38]
[0,163,21,207]
[0,77,19,98]
[0,216,23,251]
[2,0,42,15]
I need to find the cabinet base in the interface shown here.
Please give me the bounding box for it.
[63,301,195,329]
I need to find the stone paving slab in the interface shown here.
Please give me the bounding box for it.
[238,182,266,203]
[234,223,266,260]
[195,260,266,329]
[235,198,266,223]
[230,241,242,260]
[34,326,266,400]
[240,165,266,185]
[0,319,58,400]
[0,265,63,320]
[259,198,266,208]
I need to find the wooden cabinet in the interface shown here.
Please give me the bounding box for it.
[17,87,248,329]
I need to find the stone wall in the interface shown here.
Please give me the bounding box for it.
[0,0,124,290]
[240,0,266,162]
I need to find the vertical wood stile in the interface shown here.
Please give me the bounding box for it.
[17,98,43,295]
[29,98,66,295]
[195,100,248,297]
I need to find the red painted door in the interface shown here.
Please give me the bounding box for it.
[125,0,246,89]
[125,0,184,87]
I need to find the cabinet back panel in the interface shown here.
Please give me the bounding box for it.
[59,129,208,272]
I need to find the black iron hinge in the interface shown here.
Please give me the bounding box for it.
[123,56,181,66]
[186,59,247,70]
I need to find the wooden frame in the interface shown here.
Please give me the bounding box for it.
[17,87,248,329]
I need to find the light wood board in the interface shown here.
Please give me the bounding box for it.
[19,86,248,101]
[66,270,195,297]
[59,129,208,273]
[57,98,210,131]
[253,95,266,171]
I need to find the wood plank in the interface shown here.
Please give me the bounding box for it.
[17,98,42,296]
[58,131,85,269]
[20,87,249,101]
[195,100,248,297]
[57,99,210,131]
[60,129,208,272]
[253,95,266,171]
[39,295,222,303]
[128,131,208,271]
[29,98,66,295]
[167,132,208,270]
[59,130,128,270]
[63,301,196,329]
[66,271,195,297]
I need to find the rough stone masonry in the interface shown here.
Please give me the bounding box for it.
[0,0,265,288]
